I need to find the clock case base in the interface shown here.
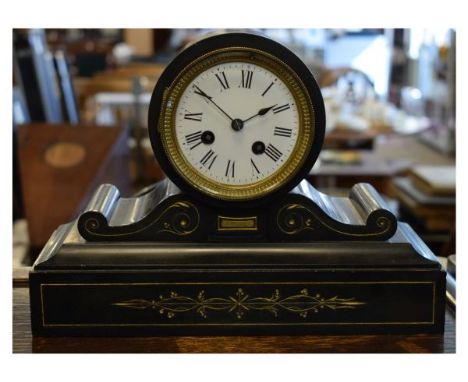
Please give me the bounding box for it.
[76,179,398,243]
[29,182,445,336]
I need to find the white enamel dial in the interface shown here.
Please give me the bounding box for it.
[174,61,300,186]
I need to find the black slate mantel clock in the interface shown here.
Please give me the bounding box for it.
[29,32,446,337]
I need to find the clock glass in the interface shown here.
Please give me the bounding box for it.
[176,61,300,186]
[156,45,318,202]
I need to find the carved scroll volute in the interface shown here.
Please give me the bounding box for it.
[79,200,201,241]
[274,201,397,241]
[277,204,315,235]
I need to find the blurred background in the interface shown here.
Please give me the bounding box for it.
[12,28,456,281]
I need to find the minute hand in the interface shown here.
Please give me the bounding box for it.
[193,85,233,121]
[242,104,277,123]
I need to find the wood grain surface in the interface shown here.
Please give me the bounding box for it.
[13,287,455,353]
[17,123,130,249]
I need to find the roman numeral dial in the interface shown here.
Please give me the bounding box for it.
[261,81,275,96]
[250,158,260,176]
[274,127,292,137]
[185,131,203,149]
[225,160,235,177]
[215,71,229,90]
[240,70,253,88]
[272,104,290,114]
[265,144,283,162]
[184,112,203,122]
[200,149,217,169]
[174,60,301,188]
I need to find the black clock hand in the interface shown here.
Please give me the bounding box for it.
[242,104,277,123]
[193,85,233,121]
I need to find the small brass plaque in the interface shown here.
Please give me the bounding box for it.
[217,216,258,231]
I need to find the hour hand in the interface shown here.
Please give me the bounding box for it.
[243,104,277,123]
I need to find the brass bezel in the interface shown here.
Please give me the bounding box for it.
[159,47,315,201]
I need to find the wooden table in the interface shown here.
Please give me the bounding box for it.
[13,287,455,353]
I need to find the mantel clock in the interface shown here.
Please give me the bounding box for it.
[29,32,446,337]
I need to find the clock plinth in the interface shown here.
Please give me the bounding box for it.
[76,179,398,243]
[29,180,445,336]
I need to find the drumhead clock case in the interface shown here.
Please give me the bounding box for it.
[148,32,326,206]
